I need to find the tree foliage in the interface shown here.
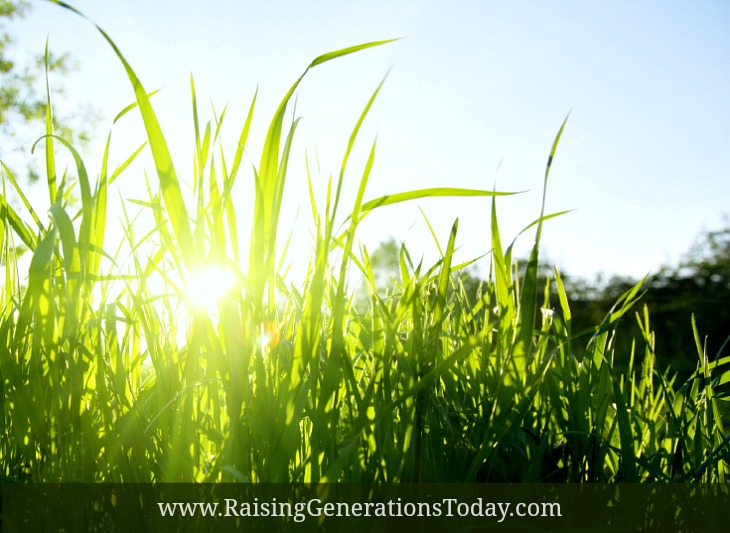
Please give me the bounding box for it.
[1,0,94,180]
[563,221,730,380]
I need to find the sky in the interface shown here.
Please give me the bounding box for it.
[9,0,730,283]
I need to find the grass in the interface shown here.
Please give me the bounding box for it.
[1,1,730,484]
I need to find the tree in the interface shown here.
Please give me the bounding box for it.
[368,236,401,293]
[357,236,487,314]
[560,219,730,382]
[648,221,730,365]
[1,0,95,181]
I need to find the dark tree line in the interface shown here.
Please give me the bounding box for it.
[561,223,729,381]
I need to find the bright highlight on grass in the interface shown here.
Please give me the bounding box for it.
[0,1,727,488]
[185,265,237,310]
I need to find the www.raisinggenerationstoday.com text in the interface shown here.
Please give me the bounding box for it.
[158,497,561,523]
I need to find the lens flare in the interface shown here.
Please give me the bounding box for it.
[185,265,237,310]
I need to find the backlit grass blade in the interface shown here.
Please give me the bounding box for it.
[229,88,257,185]
[332,75,388,222]
[3,3,723,487]
[43,39,57,205]
[491,196,514,320]
[536,113,570,243]
[360,187,520,215]
[554,266,572,334]
[89,99,150,277]
[418,206,444,257]
[48,203,77,273]
[26,225,56,305]
[310,40,399,67]
[511,210,574,242]
[265,117,301,313]
[251,40,395,307]
[105,37,196,265]
[434,219,458,324]
[612,368,639,481]
[514,116,569,368]
[50,0,196,266]
[34,135,92,224]
[1,161,45,233]
[0,202,36,251]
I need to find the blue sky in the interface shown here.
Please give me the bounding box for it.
[11,0,730,281]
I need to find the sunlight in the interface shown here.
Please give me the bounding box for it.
[185,265,237,311]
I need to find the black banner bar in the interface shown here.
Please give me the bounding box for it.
[2,482,727,532]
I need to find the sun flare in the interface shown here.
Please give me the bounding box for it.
[185,265,237,310]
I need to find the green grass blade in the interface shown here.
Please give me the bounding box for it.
[1,162,45,233]
[514,116,569,365]
[434,219,458,324]
[43,39,57,205]
[360,188,520,216]
[50,4,197,265]
[32,135,93,272]
[310,39,398,68]
[332,75,388,222]
[48,204,77,273]
[611,370,639,481]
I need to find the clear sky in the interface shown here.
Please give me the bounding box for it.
[10,0,730,282]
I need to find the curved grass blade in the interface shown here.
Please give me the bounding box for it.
[49,1,196,266]
[32,135,93,272]
[48,203,77,272]
[360,187,520,216]
[250,39,396,314]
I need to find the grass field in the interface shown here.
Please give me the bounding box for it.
[2,2,730,485]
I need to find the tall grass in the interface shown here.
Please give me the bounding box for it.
[1,2,730,483]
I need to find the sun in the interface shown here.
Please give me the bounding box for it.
[185,265,237,311]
